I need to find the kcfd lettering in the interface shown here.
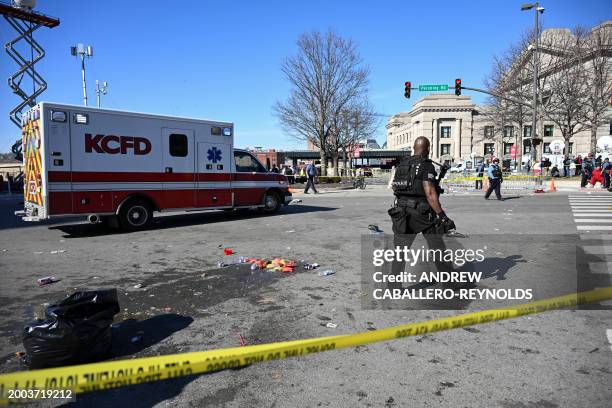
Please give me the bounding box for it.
[85,134,151,155]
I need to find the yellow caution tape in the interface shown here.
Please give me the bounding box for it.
[1,286,611,403]
[443,175,543,182]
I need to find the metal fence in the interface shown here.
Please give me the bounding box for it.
[442,173,547,192]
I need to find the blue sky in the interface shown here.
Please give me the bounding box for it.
[0,0,610,153]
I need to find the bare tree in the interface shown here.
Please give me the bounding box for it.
[487,22,612,159]
[485,32,534,165]
[331,101,378,175]
[581,23,612,153]
[274,30,369,175]
[537,27,590,156]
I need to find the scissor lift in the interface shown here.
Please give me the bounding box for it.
[0,1,59,160]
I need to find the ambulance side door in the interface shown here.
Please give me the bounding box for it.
[196,142,232,207]
[161,128,196,209]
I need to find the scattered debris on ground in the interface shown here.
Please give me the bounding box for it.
[37,276,60,286]
[368,224,384,234]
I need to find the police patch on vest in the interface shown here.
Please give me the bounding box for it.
[391,162,413,191]
[427,173,435,180]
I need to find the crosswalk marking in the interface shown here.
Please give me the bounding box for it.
[570,195,612,234]
[570,196,612,353]
[572,208,612,210]
[569,204,612,206]
[587,262,612,275]
[572,208,610,213]
[585,235,612,240]
[576,225,612,230]
[581,245,612,255]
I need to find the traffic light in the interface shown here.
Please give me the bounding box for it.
[404,81,411,98]
[532,138,542,146]
[454,78,461,96]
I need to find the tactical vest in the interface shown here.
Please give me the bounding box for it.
[391,156,428,197]
[491,165,502,178]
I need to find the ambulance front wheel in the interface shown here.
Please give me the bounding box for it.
[262,191,281,214]
[119,200,153,230]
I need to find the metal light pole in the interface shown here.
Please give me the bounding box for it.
[71,43,93,106]
[95,80,108,108]
[521,3,545,169]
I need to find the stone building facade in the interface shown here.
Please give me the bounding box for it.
[387,21,612,164]
[387,93,612,164]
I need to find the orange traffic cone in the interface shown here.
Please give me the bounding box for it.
[482,177,488,192]
[549,178,557,192]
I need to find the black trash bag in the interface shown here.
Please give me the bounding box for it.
[22,289,120,368]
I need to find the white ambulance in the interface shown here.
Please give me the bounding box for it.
[15,103,292,229]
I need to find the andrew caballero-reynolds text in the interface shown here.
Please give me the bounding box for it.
[370,245,533,301]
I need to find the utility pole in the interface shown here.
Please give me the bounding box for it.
[71,43,93,106]
[95,80,108,108]
[521,3,545,166]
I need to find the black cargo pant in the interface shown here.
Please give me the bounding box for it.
[485,178,502,199]
[386,199,450,291]
[580,172,591,188]
[304,175,318,193]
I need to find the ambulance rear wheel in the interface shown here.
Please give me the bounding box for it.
[262,192,281,214]
[119,200,153,230]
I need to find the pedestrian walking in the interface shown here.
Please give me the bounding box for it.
[485,158,503,200]
[602,157,610,189]
[575,155,583,176]
[304,161,318,194]
[475,162,484,190]
[563,155,571,177]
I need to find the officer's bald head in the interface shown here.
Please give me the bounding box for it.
[413,137,430,157]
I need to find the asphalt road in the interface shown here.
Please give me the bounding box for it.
[0,186,611,408]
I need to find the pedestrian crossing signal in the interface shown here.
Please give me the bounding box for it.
[455,79,461,96]
[404,82,411,99]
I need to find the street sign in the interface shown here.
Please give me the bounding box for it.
[418,84,449,92]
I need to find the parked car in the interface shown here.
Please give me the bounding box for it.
[449,162,474,173]
[359,167,374,177]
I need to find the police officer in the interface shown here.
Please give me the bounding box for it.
[484,158,503,200]
[475,161,484,190]
[386,137,456,291]
[581,153,595,188]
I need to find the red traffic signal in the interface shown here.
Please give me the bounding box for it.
[454,78,461,96]
[404,81,411,98]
